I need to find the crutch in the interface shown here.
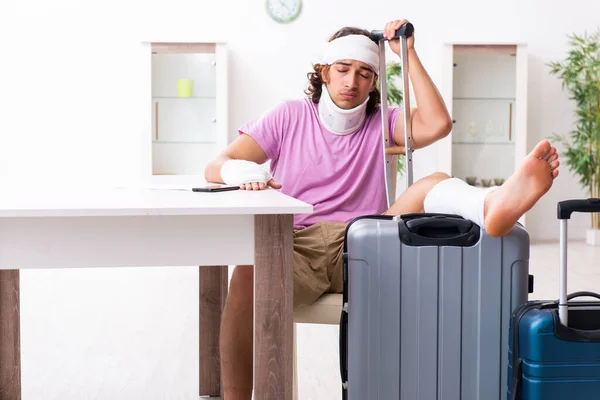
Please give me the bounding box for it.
[371,23,414,208]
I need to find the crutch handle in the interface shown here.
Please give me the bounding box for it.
[371,23,414,41]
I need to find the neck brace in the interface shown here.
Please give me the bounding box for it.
[318,84,369,135]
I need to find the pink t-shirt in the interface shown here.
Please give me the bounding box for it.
[239,97,402,229]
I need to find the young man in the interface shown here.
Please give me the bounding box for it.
[204,19,560,399]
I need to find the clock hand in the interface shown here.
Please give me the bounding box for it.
[278,0,292,12]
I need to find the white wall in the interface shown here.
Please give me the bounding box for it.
[2,0,600,240]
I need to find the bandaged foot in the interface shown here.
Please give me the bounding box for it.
[220,159,272,186]
[424,140,559,237]
[423,178,498,231]
[483,140,559,237]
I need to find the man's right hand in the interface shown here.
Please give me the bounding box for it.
[205,133,282,191]
[219,159,282,190]
[239,179,282,191]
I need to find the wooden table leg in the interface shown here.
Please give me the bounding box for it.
[0,270,21,400]
[254,214,294,399]
[199,265,228,397]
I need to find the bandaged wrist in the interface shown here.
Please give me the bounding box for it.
[220,159,272,186]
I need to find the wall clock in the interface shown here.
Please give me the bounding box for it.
[266,0,302,24]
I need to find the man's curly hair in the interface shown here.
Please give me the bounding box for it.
[305,27,381,114]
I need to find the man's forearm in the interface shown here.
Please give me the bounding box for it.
[408,49,452,138]
[204,154,230,183]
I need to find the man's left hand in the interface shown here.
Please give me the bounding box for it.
[384,19,414,55]
[385,145,406,155]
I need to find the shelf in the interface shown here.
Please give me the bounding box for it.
[464,184,506,188]
[153,140,216,144]
[453,97,516,101]
[453,141,515,145]
[152,96,216,99]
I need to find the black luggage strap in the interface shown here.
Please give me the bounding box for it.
[510,359,522,400]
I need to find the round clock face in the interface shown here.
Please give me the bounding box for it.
[266,0,302,23]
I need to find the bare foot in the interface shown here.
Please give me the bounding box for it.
[483,140,560,237]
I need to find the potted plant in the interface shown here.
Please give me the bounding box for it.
[548,28,600,245]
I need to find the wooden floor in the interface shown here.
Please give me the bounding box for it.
[16,241,600,400]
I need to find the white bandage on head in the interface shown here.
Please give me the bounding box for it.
[321,34,379,72]
[423,177,499,230]
[220,159,273,186]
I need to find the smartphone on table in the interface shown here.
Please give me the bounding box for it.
[192,184,240,193]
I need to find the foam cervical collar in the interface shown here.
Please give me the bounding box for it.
[318,84,369,135]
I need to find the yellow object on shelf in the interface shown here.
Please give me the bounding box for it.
[177,79,194,97]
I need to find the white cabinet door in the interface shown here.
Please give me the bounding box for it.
[452,54,516,99]
[151,53,217,98]
[440,43,528,227]
[452,98,515,143]
[152,98,216,143]
[148,43,228,176]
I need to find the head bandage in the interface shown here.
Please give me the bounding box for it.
[321,34,379,72]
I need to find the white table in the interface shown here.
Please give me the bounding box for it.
[0,183,312,399]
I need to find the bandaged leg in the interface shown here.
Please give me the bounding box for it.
[423,177,498,230]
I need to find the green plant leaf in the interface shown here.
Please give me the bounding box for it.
[380,61,406,174]
[547,26,600,221]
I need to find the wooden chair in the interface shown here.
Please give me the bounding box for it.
[292,293,343,399]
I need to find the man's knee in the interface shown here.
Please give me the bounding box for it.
[419,172,451,200]
[428,172,450,184]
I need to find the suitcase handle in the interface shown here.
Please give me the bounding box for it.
[371,23,414,41]
[568,291,600,301]
[405,215,474,234]
[398,213,480,246]
[557,198,600,219]
[556,198,600,326]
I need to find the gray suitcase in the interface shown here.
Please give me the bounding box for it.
[339,23,533,400]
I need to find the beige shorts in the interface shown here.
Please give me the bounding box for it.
[293,220,346,308]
